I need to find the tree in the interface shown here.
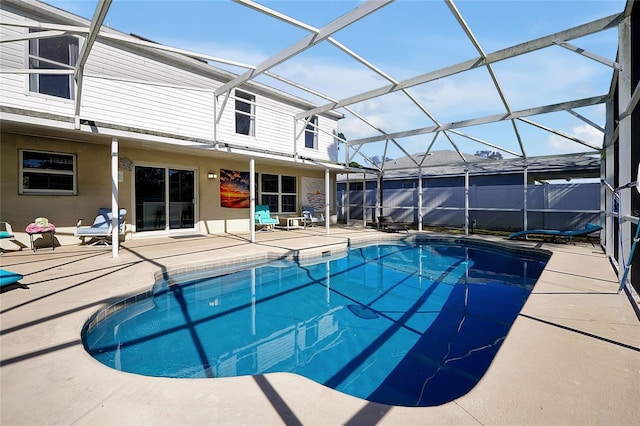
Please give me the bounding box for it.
[370,155,393,165]
[475,150,503,160]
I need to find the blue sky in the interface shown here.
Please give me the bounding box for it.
[45,0,625,161]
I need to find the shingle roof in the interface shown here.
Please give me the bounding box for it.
[382,150,488,170]
[339,151,600,181]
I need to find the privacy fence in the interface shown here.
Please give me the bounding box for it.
[338,183,600,232]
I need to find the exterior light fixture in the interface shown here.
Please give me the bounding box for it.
[207,172,218,179]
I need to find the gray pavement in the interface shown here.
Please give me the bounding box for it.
[1,227,638,425]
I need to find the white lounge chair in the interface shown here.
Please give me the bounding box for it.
[301,205,324,228]
[76,208,127,245]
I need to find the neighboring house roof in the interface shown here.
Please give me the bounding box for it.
[381,150,488,170]
[339,151,601,181]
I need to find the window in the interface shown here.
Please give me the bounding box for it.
[281,175,297,213]
[304,116,318,149]
[261,174,297,213]
[235,90,255,136]
[20,150,76,194]
[28,31,78,99]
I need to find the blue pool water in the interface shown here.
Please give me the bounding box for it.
[84,241,548,406]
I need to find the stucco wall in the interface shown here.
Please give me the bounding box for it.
[1,133,333,249]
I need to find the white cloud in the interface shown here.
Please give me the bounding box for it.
[547,124,604,154]
[155,27,612,158]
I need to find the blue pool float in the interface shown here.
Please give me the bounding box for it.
[0,269,24,287]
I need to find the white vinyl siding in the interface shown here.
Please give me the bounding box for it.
[80,77,215,139]
[0,15,25,99]
[84,41,219,89]
[0,5,341,162]
[0,9,75,115]
[304,116,318,149]
[28,30,78,99]
[235,90,255,136]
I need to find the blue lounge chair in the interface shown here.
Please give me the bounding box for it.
[255,205,279,231]
[508,223,602,243]
[0,269,23,287]
[301,205,324,228]
[76,208,127,245]
[0,221,24,252]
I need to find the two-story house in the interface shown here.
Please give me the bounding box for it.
[0,0,346,247]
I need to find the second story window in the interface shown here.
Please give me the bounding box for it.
[235,90,255,136]
[28,31,78,99]
[304,116,318,149]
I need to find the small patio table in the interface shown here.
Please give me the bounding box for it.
[26,222,56,252]
[284,217,306,230]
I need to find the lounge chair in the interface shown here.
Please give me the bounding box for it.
[255,205,279,231]
[378,215,409,233]
[0,268,23,287]
[0,221,24,252]
[508,223,602,243]
[301,205,324,228]
[76,208,127,245]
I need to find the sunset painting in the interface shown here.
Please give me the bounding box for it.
[220,169,250,208]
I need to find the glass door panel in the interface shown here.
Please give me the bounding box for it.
[135,166,195,232]
[135,166,166,231]
[169,169,194,229]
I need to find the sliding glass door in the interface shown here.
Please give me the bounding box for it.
[135,166,195,232]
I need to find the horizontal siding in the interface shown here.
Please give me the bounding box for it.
[297,115,340,162]
[256,96,298,153]
[0,7,76,116]
[216,93,339,162]
[0,18,24,69]
[81,77,214,139]
[216,92,297,155]
[0,4,341,163]
[85,41,219,90]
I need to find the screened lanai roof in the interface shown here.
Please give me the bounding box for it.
[6,0,633,172]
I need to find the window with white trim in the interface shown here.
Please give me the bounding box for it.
[261,174,297,213]
[20,150,77,195]
[28,30,79,99]
[235,90,255,136]
[304,116,318,149]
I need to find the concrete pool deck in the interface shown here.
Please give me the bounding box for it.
[1,227,638,425]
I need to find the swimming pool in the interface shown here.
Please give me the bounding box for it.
[83,239,548,407]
